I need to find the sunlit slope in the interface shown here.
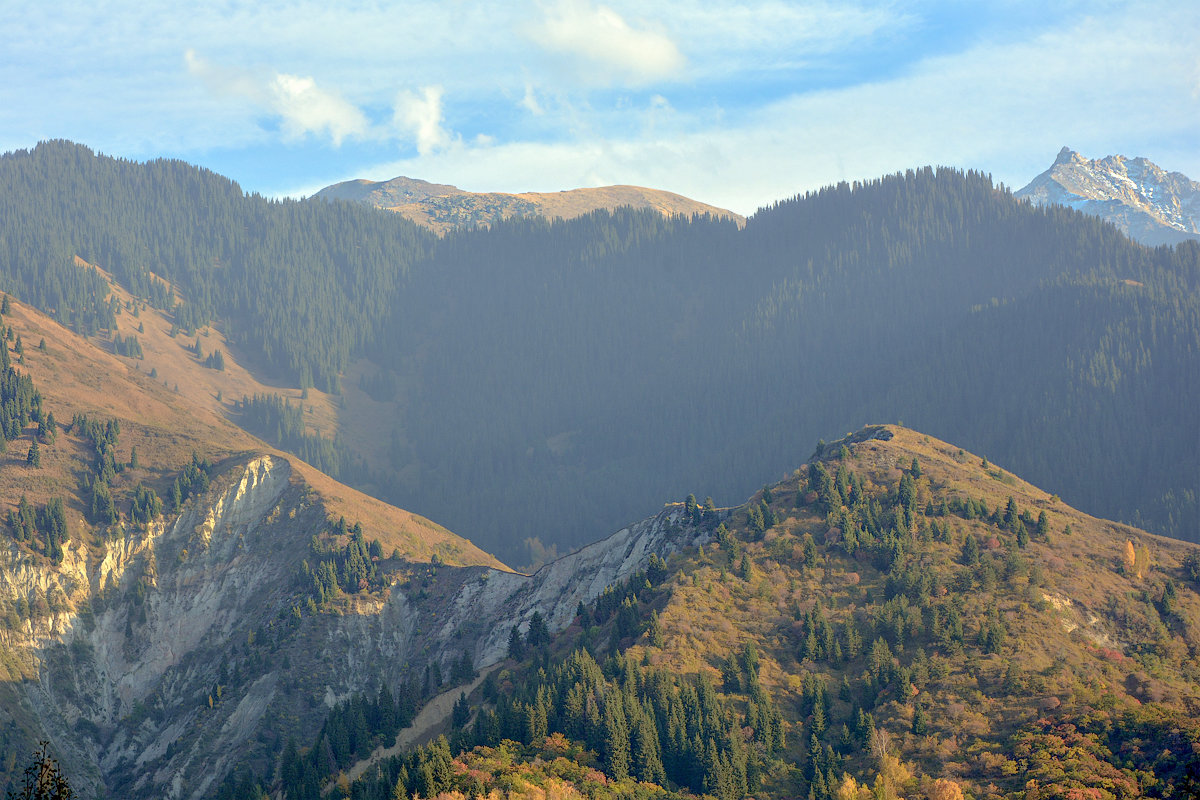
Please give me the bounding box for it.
[316,175,745,234]
[292,424,1200,800]
[0,294,501,568]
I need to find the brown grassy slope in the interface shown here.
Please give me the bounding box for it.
[81,259,345,444]
[617,425,1199,796]
[0,296,502,568]
[319,176,746,235]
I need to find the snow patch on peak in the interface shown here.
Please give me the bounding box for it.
[1017,149,1200,246]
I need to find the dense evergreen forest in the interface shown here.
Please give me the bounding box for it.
[0,140,431,391]
[0,141,1195,563]
[376,169,1199,556]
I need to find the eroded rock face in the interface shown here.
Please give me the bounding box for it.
[2,456,709,799]
[444,507,706,667]
[3,456,301,797]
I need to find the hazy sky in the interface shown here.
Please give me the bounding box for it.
[4,1,1198,214]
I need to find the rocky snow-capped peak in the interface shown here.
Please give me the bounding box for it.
[1016,147,1200,246]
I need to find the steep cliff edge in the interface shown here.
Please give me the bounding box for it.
[1,449,713,798]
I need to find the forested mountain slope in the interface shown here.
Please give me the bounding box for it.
[0,294,500,797]
[0,140,433,393]
[369,170,1199,557]
[219,425,1200,800]
[0,141,1196,566]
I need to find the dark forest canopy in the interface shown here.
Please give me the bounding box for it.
[0,140,1196,561]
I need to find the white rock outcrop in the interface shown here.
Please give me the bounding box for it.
[2,456,710,800]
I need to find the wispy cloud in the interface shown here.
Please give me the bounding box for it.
[269,74,369,146]
[6,1,1200,215]
[186,50,369,146]
[394,86,454,156]
[345,3,1200,215]
[520,83,544,116]
[529,0,685,85]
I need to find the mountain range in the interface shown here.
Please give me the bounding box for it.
[0,140,1197,798]
[1,141,1196,567]
[1016,147,1200,246]
[317,147,1200,248]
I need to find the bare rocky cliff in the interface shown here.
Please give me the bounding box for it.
[1017,147,1200,246]
[0,455,710,798]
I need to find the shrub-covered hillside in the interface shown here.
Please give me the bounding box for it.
[230,425,1199,800]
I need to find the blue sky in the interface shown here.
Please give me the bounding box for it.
[3,1,1198,214]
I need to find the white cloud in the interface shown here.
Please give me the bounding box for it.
[394,86,453,156]
[185,50,368,146]
[520,83,544,116]
[340,5,1200,217]
[529,0,685,85]
[269,74,368,146]
[12,2,1200,216]
[184,49,263,102]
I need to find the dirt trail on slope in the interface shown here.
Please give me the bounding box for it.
[343,666,498,784]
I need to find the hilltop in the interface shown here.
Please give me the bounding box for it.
[314,174,745,234]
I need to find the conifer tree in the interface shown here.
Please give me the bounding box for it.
[648,610,665,647]
[526,610,549,647]
[912,704,928,735]
[602,699,631,781]
[506,625,524,660]
[961,534,981,566]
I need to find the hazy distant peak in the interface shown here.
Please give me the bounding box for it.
[1053,145,1078,165]
[1017,148,1200,246]
[313,175,745,234]
[315,175,467,206]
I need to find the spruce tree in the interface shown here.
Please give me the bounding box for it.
[648,610,665,647]
[40,412,56,444]
[912,704,928,735]
[602,699,631,781]
[506,625,524,660]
